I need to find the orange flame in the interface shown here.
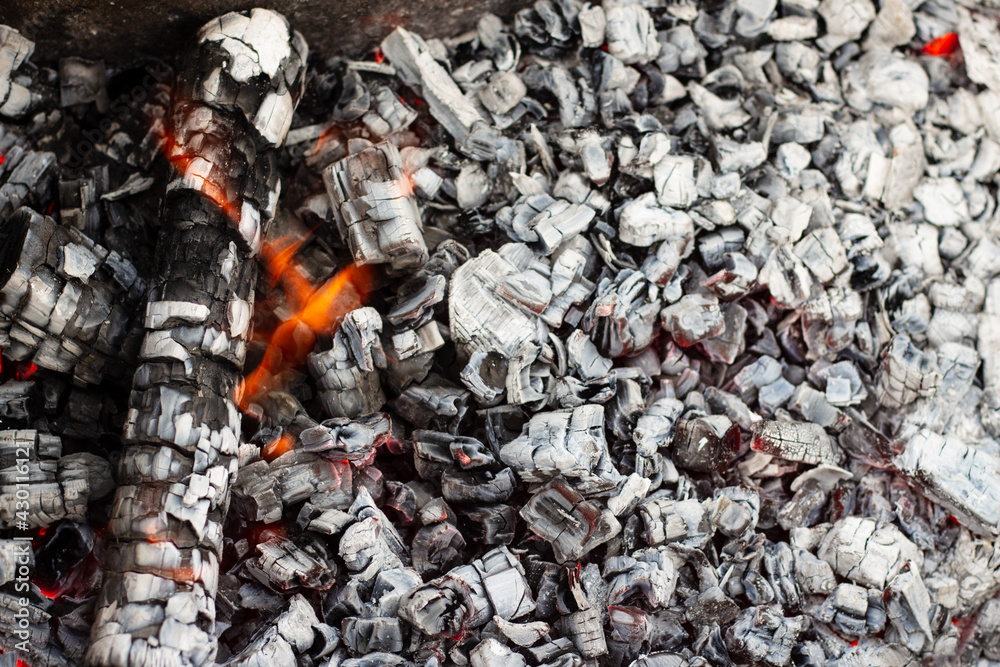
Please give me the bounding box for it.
[260,231,313,295]
[923,33,960,57]
[313,126,339,158]
[237,248,373,411]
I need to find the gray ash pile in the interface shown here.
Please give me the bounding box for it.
[1,2,1000,666]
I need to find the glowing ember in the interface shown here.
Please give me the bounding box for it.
[15,361,37,380]
[263,433,296,461]
[312,125,339,157]
[159,127,243,222]
[922,32,960,57]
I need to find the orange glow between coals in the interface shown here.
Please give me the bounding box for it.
[236,235,373,412]
[262,433,296,461]
[923,33,960,57]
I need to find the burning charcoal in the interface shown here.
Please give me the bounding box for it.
[520,479,621,562]
[818,517,922,589]
[300,413,392,465]
[617,193,694,248]
[814,583,884,637]
[752,420,845,466]
[449,244,547,390]
[500,404,620,489]
[381,27,496,158]
[672,415,739,472]
[14,0,1000,662]
[471,638,526,667]
[498,195,595,254]
[0,27,37,118]
[87,10,308,667]
[892,430,1000,537]
[0,207,145,384]
[400,546,534,636]
[324,141,428,270]
[660,294,725,347]
[0,430,112,528]
[817,0,875,51]
[883,565,934,653]
[558,566,608,657]
[605,6,659,64]
[638,497,712,548]
[308,307,387,418]
[222,594,322,666]
[875,334,941,409]
[245,533,336,591]
[583,269,661,357]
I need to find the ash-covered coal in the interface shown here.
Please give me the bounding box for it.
[2,1,1000,666]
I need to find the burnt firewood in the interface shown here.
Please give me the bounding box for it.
[324,141,428,271]
[0,429,112,529]
[86,9,307,667]
[398,546,534,637]
[0,207,145,384]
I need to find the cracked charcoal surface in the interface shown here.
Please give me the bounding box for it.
[3,1,1000,666]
